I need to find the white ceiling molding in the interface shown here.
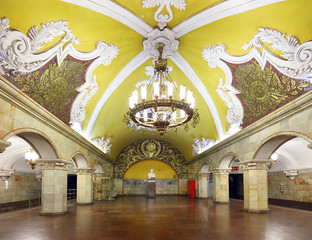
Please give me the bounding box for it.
[61,0,153,37]
[173,0,285,38]
[143,28,179,58]
[91,136,112,155]
[142,0,186,30]
[0,17,80,74]
[202,44,244,128]
[69,40,119,128]
[202,28,312,128]
[86,50,151,137]
[170,51,224,139]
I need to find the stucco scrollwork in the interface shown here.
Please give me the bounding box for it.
[192,137,216,155]
[92,137,112,155]
[142,0,186,30]
[115,139,187,178]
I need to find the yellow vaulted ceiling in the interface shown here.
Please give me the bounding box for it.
[1,0,312,160]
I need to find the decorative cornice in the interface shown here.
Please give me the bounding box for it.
[283,169,298,179]
[0,168,14,181]
[0,139,11,153]
[0,76,113,164]
[38,159,72,170]
[142,0,186,30]
[76,168,94,174]
[212,168,231,174]
[188,91,312,164]
[239,159,275,170]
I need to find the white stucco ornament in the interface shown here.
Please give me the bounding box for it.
[202,27,312,130]
[142,0,186,29]
[192,138,216,155]
[143,28,179,58]
[92,137,112,155]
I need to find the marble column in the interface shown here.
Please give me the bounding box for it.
[197,173,209,198]
[213,168,231,203]
[76,168,94,205]
[39,159,71,215]
[239,160,274,213]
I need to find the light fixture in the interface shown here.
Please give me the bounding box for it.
[124,42,199,136]
[25,148,39,169]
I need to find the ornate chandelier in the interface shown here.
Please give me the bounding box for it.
[25,148,39,169]
[124,43,199,136]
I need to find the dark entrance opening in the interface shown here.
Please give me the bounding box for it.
[229,174,243,200]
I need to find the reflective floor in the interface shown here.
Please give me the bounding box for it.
[0,196,312,240]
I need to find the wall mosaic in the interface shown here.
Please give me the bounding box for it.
[114,139,187,178]
[230,60,310,127]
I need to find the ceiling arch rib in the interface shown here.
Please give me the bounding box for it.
[170,52,224,139]
[173,0,285,38]
[61,0,153,37]
[86,50,151,137]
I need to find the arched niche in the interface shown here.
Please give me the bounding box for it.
[199,163,211,173]
[1,129,59,174]
[72,153,89,169]
[253,133,312,172]
[115,139,187,178]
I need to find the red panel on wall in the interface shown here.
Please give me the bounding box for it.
[187,180,196,198]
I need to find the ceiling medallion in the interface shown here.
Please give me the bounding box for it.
[142,0,186,29]
[124,42,199,136]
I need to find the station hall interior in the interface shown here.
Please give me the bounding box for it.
[1,0,312,239]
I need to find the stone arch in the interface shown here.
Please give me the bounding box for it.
[71,152,89,169]
[199,163,212,173]
[252,131,312,172]
[3,128,59,159]
[114,139,187,178]
[219,152,242,169]
[0,129,59,174]
[94,163,104,174]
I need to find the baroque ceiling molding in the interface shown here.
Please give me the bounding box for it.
[202,27,312,129]
[173,0,285,38]
[61,0,153,37]
[192,137,216,155]
[0,17,119,131]
[143,28,179,58]
[142,0,186,30]
[91,137,112,155]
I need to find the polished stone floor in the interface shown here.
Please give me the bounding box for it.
[0,196,311,240]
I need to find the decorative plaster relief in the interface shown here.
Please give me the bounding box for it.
[0,168,14,181]
[202,27,312,129]
[92,137,112,155]
[143,28,179,58]
[0,17,118,127]
[192,138,216,155]
[142,0,186,29]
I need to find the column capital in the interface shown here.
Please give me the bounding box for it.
[0,139,11,153]
[76,168,94,174]
[0,168,14,181]
[38,159,71,170]
[197,172,210,177]
[212,168,231,175]
[239,159,275,170]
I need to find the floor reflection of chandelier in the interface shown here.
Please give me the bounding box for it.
[124,43,200,136]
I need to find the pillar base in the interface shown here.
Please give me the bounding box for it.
[40,210,69,216]
[213,200,230,204]
[77,202,94,205]
[242,208,270,213]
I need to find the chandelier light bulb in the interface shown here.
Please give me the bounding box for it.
[167,82,173,98]
[141,85,147,101]
[180,110,186,118]
[154,82,160,98]
[171,111,176,121]
[133,90,138,105]
[153,113,157,121]
[180,85,186,101]
[187,90,192,104]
